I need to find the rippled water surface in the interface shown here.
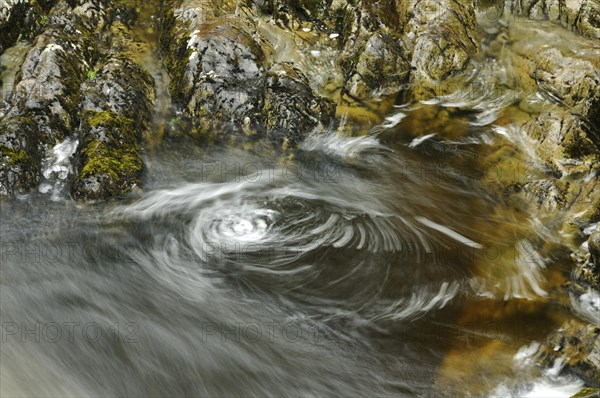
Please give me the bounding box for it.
[1,121,582,396]
[0,9,594,398]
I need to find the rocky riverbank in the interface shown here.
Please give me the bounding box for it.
[1,0,598,395]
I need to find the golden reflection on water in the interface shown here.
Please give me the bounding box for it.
[121,4,593,395]
[379,96,579,395]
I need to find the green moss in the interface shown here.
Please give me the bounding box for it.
[571,388,600,398]
[80,139,142,180]
[84,110,137,140]
[87,110,113,127]
[160,8,193,102]
[0,146,29,165]
[78,111,142,187]
[87,69,97,80]
[39,15,48,26]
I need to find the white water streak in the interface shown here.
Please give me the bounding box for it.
[415,216,483,249]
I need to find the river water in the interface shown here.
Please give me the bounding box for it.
[0,124,584,396]
[0,7,594,398]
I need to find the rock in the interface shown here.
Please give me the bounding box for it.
[521,178,572,212]
[71,56,155,200]
[179,21,269,133]
[570,387,600,398]
[0,116,41,195]
[576,224,600,289]
[590,226,600,267]
[530,47,599,111]
[523,108,599,177]
[0,0,56,56]
[342,30,410,99]
[0,8,95,196]
[402,0,480,100]
[252,1,480,106]
[504,0,600,39]
[0,0,157,199]
[337,2,410,100]
[161,0,335,146]
[264,62,335,147]
[542,320,600,387]
[497,18,600,239]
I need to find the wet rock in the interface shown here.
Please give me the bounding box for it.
[336,2,410,101]
[0,0,57,55]
[0,116,41,195]
[530,47,600,111]
[0,14,95,196]
[521,178,572,212]
[161,0,335,146]
[71,56,155,200]
[264,62,335,147]
[575,224,600,289]
[252,1,480,107]
[590,226,600,268]
[162,2,266,132]
[523,108,599,177]
[571,387,600,398]
[0,1,159,199]
[11,28,93,139]
[402,0,480,100]
[506,22,600,198]
[179,21,269,133]
[504,0,600,39]
[542,320,600,387]
[341,29,410,100]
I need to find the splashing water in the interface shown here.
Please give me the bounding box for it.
[38,136,79,201]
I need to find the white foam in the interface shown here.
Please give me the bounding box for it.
[408,133,436,148]
[415,216,483,249]
[300,130,389,159]
[571,289,600,326]
[38,137,78,200]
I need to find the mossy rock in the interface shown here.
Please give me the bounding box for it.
[0,116,42,196]
[0,0,58,55]
[72,111,143,200]
[571,387,600,398]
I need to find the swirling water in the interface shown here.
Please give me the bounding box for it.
[0,113,582,396]
[1,10,594,396]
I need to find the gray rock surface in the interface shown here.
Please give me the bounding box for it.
[161,0,335,145]
[0,0,157,199]
[502,0,600,39]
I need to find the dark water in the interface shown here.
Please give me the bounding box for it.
[0,107,584,396]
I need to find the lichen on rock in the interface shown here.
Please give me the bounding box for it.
[160,0,335,146]
[72,54,155,200]
[0,5,96,196]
